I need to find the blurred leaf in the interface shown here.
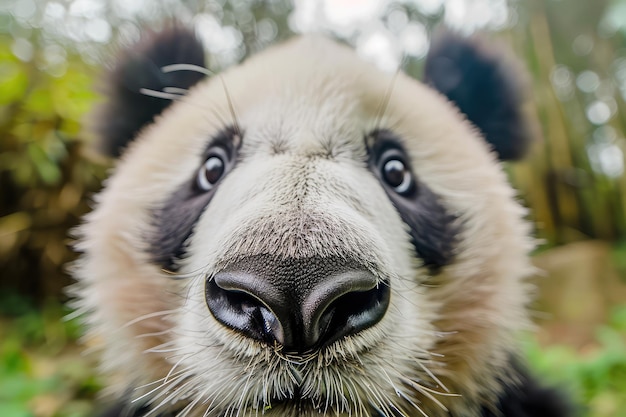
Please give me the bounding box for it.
[0,403,33,417]
[0,45,28,105]
[0,62,28,105]
[27,143,62,186]
[0,212,32,238]
[50,69,97,122]
[23,85,56,119]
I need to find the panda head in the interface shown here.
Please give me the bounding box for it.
[72,24,543,417]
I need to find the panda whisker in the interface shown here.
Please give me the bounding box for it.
[414,358,451,393]
[342,375,364,416]
[161,63,215,77]
[385,337,438,358]
[145,343,186,354]
[164,353,196,384]
[233,366,257,416]
[200,377,241,416]
[409,380,460,399]
[363,380,406,417]
[177,388,208,417]
[144,365,193,391]
[139,88,183,101]
[145,379,196,416]
[139,84,235,135]
[274,349,316,365]
[133,376,171,391]
[63,304,84,322]
[373,54,406,132]
[123,309,177,328]
[163,86,189,95]
[401,377,454,414]
[133,371,190,404]
[135,329,173,339]
[373,357,449,415]
[161,267,206,279]
[154,361,226,405]
[219,75,242,140]
[384,354,457,404]
[396,387,431,417]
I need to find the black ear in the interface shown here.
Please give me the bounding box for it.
[90,24,207,158]
[424,31,533,161]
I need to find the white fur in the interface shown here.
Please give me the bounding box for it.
[72,36,534,417]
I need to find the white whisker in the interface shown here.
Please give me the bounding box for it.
[124,310,176,328]
[161,63,214,77]
[163,86,190,95]
[139,88,183,101]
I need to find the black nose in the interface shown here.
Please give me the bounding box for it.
[205,256,390,353]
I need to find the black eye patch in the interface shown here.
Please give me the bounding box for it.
[148,127,240,270]
[367,129,458,271]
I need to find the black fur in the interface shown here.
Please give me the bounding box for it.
[149,127,239,270]
[95,404,177,417]
[94,403,152,417]
[482,361,572,417]
[368,129,458,270]
[92,24,207,157]
[424,31,532,161]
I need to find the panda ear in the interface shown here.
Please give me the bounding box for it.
[90,23,207,158]
[424,31,533,161]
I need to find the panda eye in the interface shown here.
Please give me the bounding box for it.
[382,158,411,192]
[197,152,226,191]
[378,149,416,196]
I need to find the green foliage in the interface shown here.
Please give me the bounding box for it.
[0,45,28,105]
[525,306,626,417]
[0,31,107,300]
[0,296,100,417]
[610,240,626,279]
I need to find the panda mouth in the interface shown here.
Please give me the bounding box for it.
[262,392,366,416]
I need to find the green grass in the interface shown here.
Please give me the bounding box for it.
[524,306,626,417]
[0,297,100,417]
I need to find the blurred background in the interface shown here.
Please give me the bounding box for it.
[0,0,625,416]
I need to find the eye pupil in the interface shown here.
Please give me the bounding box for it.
[198,155,225,191]
[383,159,408,189]
[204,157,224,184]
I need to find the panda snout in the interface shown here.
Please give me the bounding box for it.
[205,255,390,353]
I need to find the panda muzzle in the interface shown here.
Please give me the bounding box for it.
[205,255,390,354]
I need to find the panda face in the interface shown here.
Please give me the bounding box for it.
[73,31,540,417]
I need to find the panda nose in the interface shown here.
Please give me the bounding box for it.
[205,259,390,353]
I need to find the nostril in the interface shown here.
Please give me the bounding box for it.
[316,282,391,348]
[205,277,283,345]
[205,262,391,354]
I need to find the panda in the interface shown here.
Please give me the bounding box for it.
[71,23,571,417]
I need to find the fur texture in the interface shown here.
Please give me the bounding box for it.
[73,29,566,417]
[90,24,206,157]
[424,31,533,160]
